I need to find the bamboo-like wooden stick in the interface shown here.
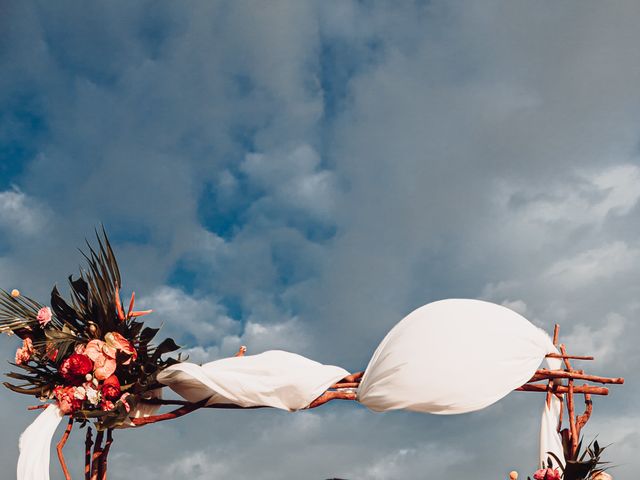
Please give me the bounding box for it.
[131,399,208,426]
[90,430,104,480]
[85,427,93,480]
[546,324,560,408]
[560,344,579,459]
[531,369,624,385]
[567,379,578,458]
[100,429,114,480]
[545,353,594,360]
[56,418,74,480]
[307,390,357,409]
[330,382,360,389]
[576,391,593,436]
[516,383,608,395]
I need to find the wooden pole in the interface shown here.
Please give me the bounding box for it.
[545,353,594,360]
[546,324,560,407]
[85,427,93,480]
[576,390,593,437]
[531,369,624,385]
[516,383,608,395]
[56,418,74,480]
[131,399,208,426]
[90,430,104,480]
[100,429,114,480]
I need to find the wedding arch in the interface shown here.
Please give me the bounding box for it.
[1,231,623,480]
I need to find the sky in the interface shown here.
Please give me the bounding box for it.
[1,1,639,478]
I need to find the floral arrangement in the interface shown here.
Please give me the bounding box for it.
[1,230,180,430]
[526,440,612,480]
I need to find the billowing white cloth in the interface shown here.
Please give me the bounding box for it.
[357,299,557,414]
[17,404,64,480]
[540,395,564,469]
[540,355,565,469]
[157,350,349,411]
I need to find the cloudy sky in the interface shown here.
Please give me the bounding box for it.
[1,1,639,478]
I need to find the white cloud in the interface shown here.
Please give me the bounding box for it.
[140,286,240,346]
[240,144,338,221]
[0,187,48,235]
[498,164,640,229]
[564,312,626,364]
[543,242,639,289]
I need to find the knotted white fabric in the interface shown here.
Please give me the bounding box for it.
[17,404,64,480]
[157,350,349,411]
[357,299,557,414]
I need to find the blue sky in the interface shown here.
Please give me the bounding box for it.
[1,1,640,478]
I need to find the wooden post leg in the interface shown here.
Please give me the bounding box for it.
[57,418,74,480]
[90,430,105,480]
[100,429,114,480]
[85,427,93,480]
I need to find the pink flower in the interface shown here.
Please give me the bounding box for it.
[37,307,52,327]
[105,331,137,364]
[15,338,34,365]
[101,400,115,412]
[533,468,561,480]
[84,339,117,380]
[74,344,86,354]
[53,385,82,414]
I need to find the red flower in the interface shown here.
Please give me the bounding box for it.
[101,374,121,400]
[101,400,115,412]
[53,385,82,414]
[59,353,93,385]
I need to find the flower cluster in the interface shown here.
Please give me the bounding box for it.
[49,332,136,414]
[1,230,180,429]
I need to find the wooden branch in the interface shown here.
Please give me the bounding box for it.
[330,382,360,389]
[90,430,104,480]
[27,404,49,411]
[567,379,578,458]
[100,429,114,480]
[531,369,624,385]
[131,399,208,426]
[547,324,560,407]
[546,353,594,361]
[341,371,364,383]
[516,383,608,395]
[56,418,74,480]
[576,391,593,435]
[307,390,357,409]
[85,427,93,480]
[140,398,268,409]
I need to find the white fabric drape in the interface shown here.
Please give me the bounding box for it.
[157,350,349,411]
[356,299,557,414]
[540,355,565,469]
[17,404,64,480]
